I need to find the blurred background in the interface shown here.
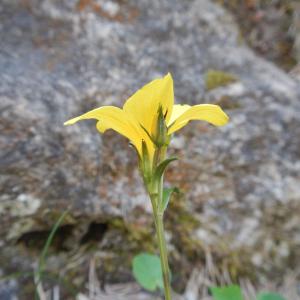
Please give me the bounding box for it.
[1,0,300,299]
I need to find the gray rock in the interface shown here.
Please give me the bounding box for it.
[1,0,299,298]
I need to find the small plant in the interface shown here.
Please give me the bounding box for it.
[210,285,243,300]
[64,73,229,299]
[1,210,74,299]
[34,210,69,299]
[132,252,164,292]
[210,285,286,300]
[257,292,286,300]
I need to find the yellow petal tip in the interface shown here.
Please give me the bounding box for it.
[64,117,80,126]
[218,109,230,126]
[64,120,72,126]
[165,72,173,80]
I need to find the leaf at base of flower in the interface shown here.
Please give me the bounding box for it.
[154,157,177,182]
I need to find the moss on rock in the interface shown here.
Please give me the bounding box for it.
[205,69,238,91]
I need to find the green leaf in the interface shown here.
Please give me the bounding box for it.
[160,187,179,212]
[257,292,286,300]
[38,210,69,274]
[210,285,244,300]
[154,157,177,180]
[35,209,69,300]
[132,253,163,292]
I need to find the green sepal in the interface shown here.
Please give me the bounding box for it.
[159,187,179,212]
[140,124,157,145]
[140,140,152,182]
[154,157,177,181]
[153,106,169,147]
[140,106,170,148]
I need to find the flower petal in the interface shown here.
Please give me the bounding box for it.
[168,104,229,134]
[167,104,191,127]
[64,106,143,152]
[123,73,174,135]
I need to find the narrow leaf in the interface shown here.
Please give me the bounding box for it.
[154,157,177,180]
[210,285,244,300]
[34,210,69,300]
[160,187,179,212]
[38,210,69,273]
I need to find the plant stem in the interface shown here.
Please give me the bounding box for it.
[147,144,171,299]
[154,210,172,300]
[150,174,172,300]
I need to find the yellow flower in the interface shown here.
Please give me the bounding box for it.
[64,73,229,161]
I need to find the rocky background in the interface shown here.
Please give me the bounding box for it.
[1,0,300,299]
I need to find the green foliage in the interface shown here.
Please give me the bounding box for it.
[257,292,286,300]
[210,285,286,300]
[160,187,179,212]
[38,210,69,274]
[35,210,69,299]
[1,210,73,299]
[154,157,177,182]
[132,253,163,292]
[205,69,237,91]
[210,285,243,300]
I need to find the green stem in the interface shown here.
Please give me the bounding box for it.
[146,144,171,299]
[149,171,172,299]
[154,210,172,300]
